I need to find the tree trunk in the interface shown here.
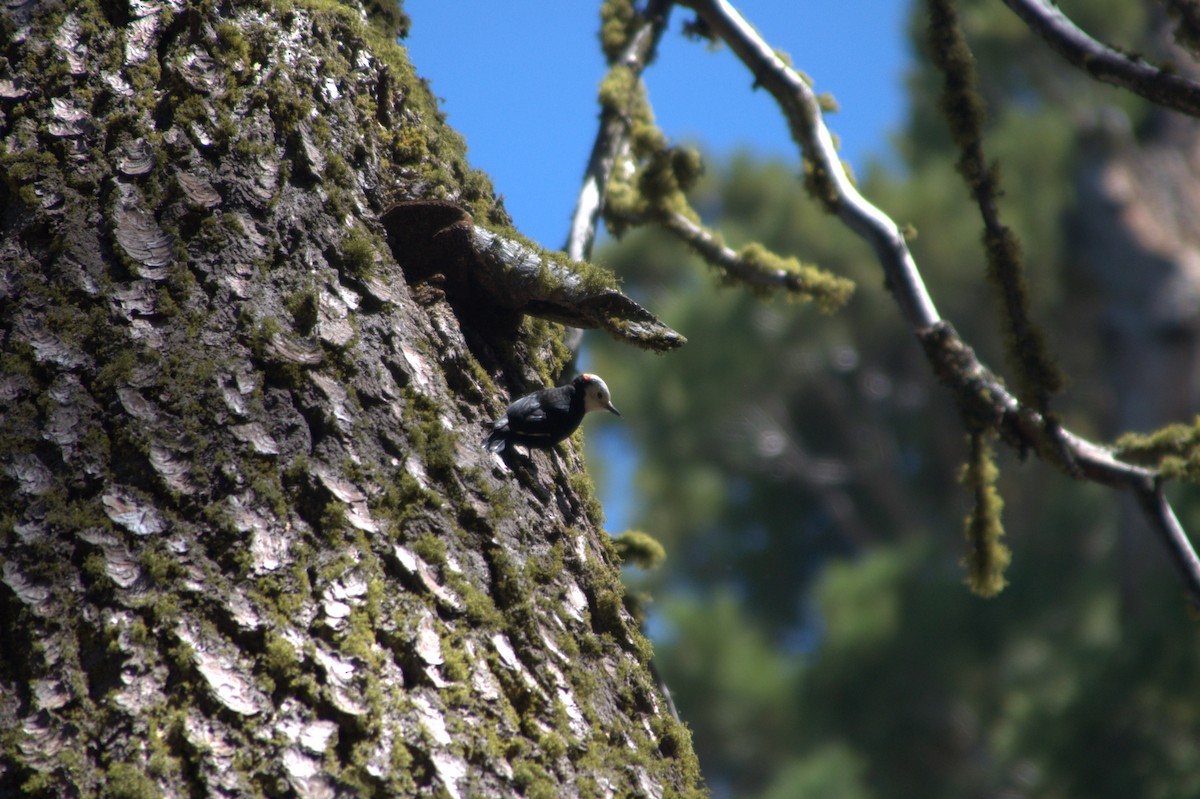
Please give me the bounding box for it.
[0,1,700,796]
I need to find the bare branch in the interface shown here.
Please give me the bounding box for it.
[1134,485,1200,598]
[565,0,674,263]
[1003,0,1200,117]
[679,0,1200,604]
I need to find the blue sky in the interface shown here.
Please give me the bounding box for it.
[403,2,912,249]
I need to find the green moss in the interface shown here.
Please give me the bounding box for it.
[441,645,470,683]
[286,288,320,334]
[144,711,183,780]
[44,496,111,545]
[599,0,637,62]
[593,588,625,635]
[525,542,566,585]
[478,479,516,526]
[512,761,557,799]
[335,223,381,279]
[1116,418,1200,481]
[259,551,315,622]
[263,631,302,688]
[148,590,181,627]
[816,91,839,113]
[140,539,184,585]
[567,469,604,528]
[925,0,1061,410]
[215,22,252,66]
[598,65,637,115]
[628,626,654,665]
[735,242,854,309]
[457,578,504,628]
[488,546,527,611]
[637,146,700,213]
[82,551,114,593]
[343,606,378,662]
[165,634,196,681]
[649,715,704,793]
[539,731,568,761]
[411,532,447,567]
[959,429,1009,596]
[553,628,582,663]
[125,617,150,648]
[325,152,352,185]
[1,147,58,193]
[405,388,460,487]
[377,471,442,533]
[105,762,157,799]
[245,460,289,519]
[612,530,666,570]
[364,575,385,623]
[391,126,429,164]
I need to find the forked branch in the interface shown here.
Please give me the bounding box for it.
[678,0,1200,604]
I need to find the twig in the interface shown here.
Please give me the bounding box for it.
[660,210,799,289]
[1003,0,1200,118]
[1133,485,1200,598]
[611,206,842,295]
[679,0,1200,605]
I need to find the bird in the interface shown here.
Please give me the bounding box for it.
[483,373,621,453]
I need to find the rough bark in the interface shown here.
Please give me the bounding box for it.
[0,1,701,796]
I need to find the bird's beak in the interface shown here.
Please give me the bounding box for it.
[607,402,622,417]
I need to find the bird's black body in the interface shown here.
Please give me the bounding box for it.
[483,373,619,453]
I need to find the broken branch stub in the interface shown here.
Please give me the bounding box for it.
[380,201,684,352]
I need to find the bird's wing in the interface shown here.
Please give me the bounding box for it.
[505,394,549,426]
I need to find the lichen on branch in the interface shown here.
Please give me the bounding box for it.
[600,63,853,307]
[925,0,1063,412]
[1116,420,1200,482]
[960,429,1010,597]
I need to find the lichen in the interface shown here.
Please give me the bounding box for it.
[599,0,638,63]
[959,428,1009,596]
[1116,418,1200,481]
[925,0,1062,411]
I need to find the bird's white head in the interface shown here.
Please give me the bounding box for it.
[579,373,621,417]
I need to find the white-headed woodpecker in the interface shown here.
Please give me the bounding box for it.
[483,373,621,453]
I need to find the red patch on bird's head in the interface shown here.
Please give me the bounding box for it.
[581,373,596,382]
